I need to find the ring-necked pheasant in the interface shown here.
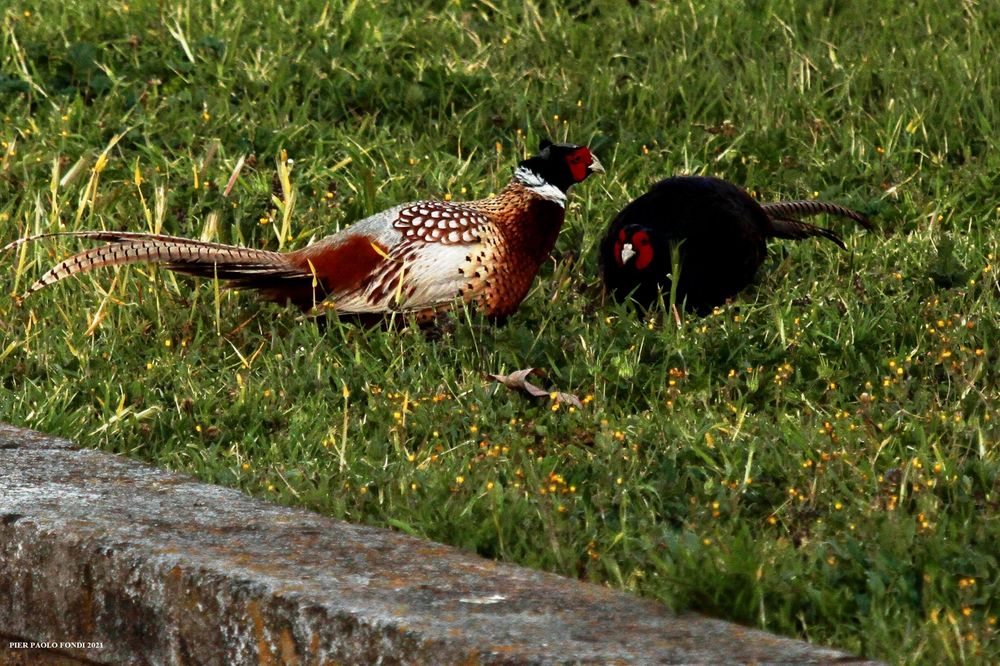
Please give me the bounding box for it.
[599,175,872,314]
[5,140,603,321]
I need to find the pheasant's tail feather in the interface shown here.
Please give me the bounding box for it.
[11,232,310,300]
[760,200,873,230]
[2,230,248,255]
[767,217,847,250]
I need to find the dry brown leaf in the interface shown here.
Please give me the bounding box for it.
[488,367,583,408]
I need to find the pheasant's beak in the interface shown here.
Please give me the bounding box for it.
[620,242,636,265]
[587,155,605,175]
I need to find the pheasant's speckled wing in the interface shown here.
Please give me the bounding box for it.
[320,201,495,315]
[393,201,487,244]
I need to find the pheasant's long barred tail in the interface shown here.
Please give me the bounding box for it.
[760,200,872,229]
[2,230,262,253]
[9,232,300,300]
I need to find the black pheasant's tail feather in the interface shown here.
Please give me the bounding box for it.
[760,200,873,230]
[766,217,847,250]
[4,231,310,300]
[759,199,873,251]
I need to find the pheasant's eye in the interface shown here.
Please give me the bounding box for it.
[618,229,627,241]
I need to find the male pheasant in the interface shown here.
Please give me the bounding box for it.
[599,175,872,314]
[5,140,603,320]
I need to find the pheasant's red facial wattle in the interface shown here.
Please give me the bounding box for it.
[566,147,593,183]
[632,230,654,270]
[612,228,627,267]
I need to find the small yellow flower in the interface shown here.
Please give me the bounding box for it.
[455,475,464,485]
[241,462,250,471]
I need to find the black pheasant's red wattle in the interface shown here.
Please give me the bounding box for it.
[599,175,872,314]
[5,140,604,321]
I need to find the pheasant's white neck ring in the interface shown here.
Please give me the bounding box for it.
[514,166,567,208]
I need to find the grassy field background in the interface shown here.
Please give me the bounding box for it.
[1,1,997,662]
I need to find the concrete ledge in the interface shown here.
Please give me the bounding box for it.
[0,423,876,664]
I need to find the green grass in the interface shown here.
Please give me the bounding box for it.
[1,1,997,662]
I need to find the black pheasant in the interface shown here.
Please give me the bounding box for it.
[599,175,872,313]
[5,140,603,321]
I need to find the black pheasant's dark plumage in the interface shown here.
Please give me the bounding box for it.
[599,176,872,314]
